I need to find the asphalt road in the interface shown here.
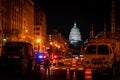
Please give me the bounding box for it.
[0,65,120,80]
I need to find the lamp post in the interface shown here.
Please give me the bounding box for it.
[37,39,41,54]
[49,42,53,58]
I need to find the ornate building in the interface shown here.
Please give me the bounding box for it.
[69,21,82,43]
[69,21,83,57]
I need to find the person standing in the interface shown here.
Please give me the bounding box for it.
[44,57,51,77]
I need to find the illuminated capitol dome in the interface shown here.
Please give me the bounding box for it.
[69,21,82,43]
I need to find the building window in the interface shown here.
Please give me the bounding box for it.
[34,32,40,35]
[36,22,39,25]
[34,27,40,30]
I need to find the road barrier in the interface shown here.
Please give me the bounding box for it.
[66,68,70,79]
[73,70,76,80]
[72,58,77,67]
[85,68,92,80]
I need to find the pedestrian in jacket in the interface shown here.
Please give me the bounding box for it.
[44,57,51,76]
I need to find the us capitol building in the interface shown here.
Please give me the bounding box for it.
[69,21,83,57]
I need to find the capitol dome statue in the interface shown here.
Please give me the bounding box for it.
[69,21,82,43]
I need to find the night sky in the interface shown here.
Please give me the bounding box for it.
[39,0,112,40]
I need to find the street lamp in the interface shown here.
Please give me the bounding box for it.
[37,39,41,54]
[49,42,53,58]
[50,42,53,45]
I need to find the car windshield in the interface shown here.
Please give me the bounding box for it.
[85,45,109,55]
[3,46,22,56]
[56,57,63,59]
[98,45,109,54]
[85,45,96,54]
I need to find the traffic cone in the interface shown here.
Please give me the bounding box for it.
[73,70,76,80]
[46,69,48,76]
[66,68,70,80]
[85,68,92,80]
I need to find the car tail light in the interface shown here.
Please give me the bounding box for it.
[54,55,57,58]
[43,56,46,58]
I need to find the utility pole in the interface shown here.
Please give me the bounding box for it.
[111,0,115,37]
[90,24,94,39]
[104,20,106,38]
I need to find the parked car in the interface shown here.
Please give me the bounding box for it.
[52,56,64,66]
[1,42,34,75]
[35,53,47,65]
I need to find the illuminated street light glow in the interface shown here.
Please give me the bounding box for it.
[50,42,53,45]
[57,45,60,48]
[3,38,7,42]
[25,29,28,32]
[37,38,41,54]
[37,38,41,43]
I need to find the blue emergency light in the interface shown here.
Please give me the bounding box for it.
[38,55,43,58]
[37,54,46,60]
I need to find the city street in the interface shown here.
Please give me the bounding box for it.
[0,65,120,80]
[0,1,120,80]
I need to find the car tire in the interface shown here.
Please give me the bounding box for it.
[21,60,28,76]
